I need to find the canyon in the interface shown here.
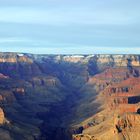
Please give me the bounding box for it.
[0,53,139,140]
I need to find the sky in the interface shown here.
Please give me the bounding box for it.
[0,0,140,54]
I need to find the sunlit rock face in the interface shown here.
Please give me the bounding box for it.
[0,108,5,124]
[95,55,140,67]
[71,55,140,140]
[0,53,140,139]
[0,53,33,63]
[0,53,41,78]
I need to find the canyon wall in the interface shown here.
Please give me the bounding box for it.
[0,53,139,139]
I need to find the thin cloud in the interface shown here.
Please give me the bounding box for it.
[0,7,136,26]
[0,37,31,43]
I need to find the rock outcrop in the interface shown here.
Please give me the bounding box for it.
[0,108,5,124]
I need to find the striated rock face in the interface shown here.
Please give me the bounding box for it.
[0,53,41,78]
[0,53,33,63]
[116,113,140,131]
[95,54,140,67]
[31,54,140,67]
[0,53,140,67]
[71,55,140,140]
[62,55,85,63]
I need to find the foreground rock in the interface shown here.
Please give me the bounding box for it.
[0,108,5,124]
[72,67,140,140]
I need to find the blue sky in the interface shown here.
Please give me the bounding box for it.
[0,0,140,54]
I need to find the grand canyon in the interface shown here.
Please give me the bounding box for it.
[0,53,140,140]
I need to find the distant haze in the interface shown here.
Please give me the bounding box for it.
[0,0,140,54]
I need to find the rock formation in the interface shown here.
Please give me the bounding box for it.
[0,53,140,139]
[0,108,5,124]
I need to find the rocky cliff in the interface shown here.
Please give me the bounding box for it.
[0,53,139,139]
[71,55,140,140]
